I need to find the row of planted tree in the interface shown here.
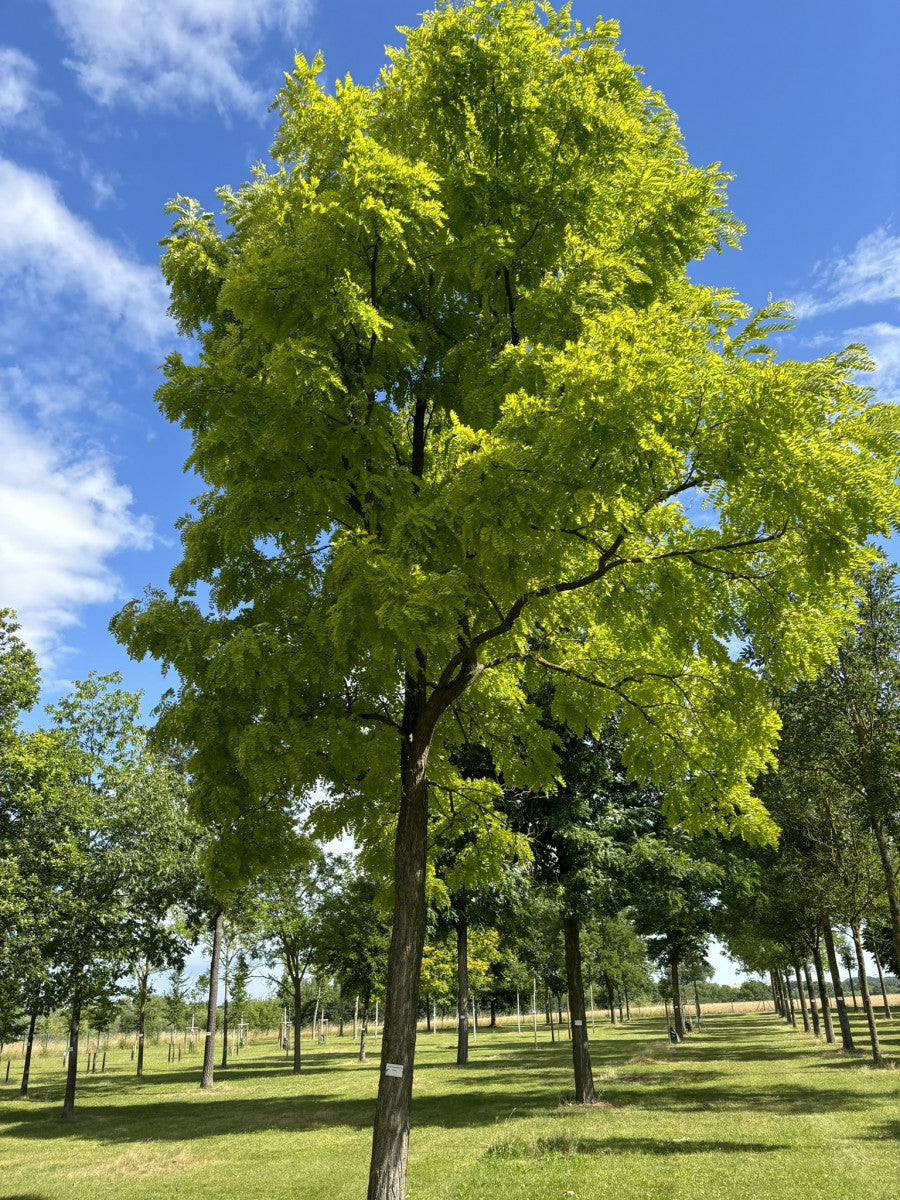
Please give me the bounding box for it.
[3,566,900,1118]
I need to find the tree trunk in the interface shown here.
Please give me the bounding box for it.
[823,921,855,1052]
[782,969,796,1027]
[359,995,370,1063]
[845,963,858,1009]
[137,981,147,1077]
[293,979,303,1073]
[604,975,616,1025]
[624,988,631,1021]
[692,979,702,1029]
[872,817,900,974]
[201,910,223,1090]
[802,961,821,1037]
[851,921,883,1066]
[670,956,684,1038]
[769,971,781,1016]
[562,913,595,1104]
[354,995,359,1040]
[425,995,431,1033]
[490,997,496,1028]
[871,941,892,1018]
[20,1002,38,1098]
[812,941,835,1044]
[62,982,82,1119]
[311,989,319,1044]
[366,690,431,1200]
[794,964,810,1033]
[456,906,469,1066]
[221,961,230,1069]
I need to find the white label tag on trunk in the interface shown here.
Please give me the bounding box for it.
[573,1020,583,1026]
[385,1063,404,1078]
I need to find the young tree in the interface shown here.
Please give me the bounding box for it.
[39,675,196,1115]
[250,854,333,1074]
[111,4,900,1192]
[314,866,393,1064]
[163,966,190,1035]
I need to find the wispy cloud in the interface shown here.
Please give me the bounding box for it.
[0,157,169,666]
[0,158,169,346]
[794,228,900,318]
[44,0,314,114]
[0,402,152,664]
[845,322,900,403]
[0,46,54,135]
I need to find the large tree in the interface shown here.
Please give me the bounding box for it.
[112,3,900,1194]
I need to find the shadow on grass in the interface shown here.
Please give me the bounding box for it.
[598,1079,870,1115]
[856,1120,900,1140]
[485,1134,789,1159]
[0,1076,573,1144]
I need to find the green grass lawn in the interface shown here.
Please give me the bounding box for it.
[2,1008,899,1199]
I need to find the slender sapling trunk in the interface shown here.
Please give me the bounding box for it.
[456,905,469,1066]
[823,921,855,1052]
[201,910,223,1090]
[812,942,835,1044]
[851,921,883,1066]
[62,982,83,1119]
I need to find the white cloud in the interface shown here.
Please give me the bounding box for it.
[0,47,52,133]
[45,0,313,114]
[846,322,900,403]
[0,404,152,664]
[0,158,170,666]
[0,157,169,346]
[794,228,900,318]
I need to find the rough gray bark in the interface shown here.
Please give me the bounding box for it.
[823,921,855,1052]
[201,910,223,1091]
[562,913,595,1104]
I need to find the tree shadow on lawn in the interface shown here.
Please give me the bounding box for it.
[856,1119,900,1141]
[599,1079,870,1115]
[0,1078,575,1145]
[669,1019,818,1065]
[486,1134,790,1159]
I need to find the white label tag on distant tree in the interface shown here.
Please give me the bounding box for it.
[574,1020,583,1026]
[385,1063,404,1078]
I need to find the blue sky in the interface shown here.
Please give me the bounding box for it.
[4,0,896,988]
